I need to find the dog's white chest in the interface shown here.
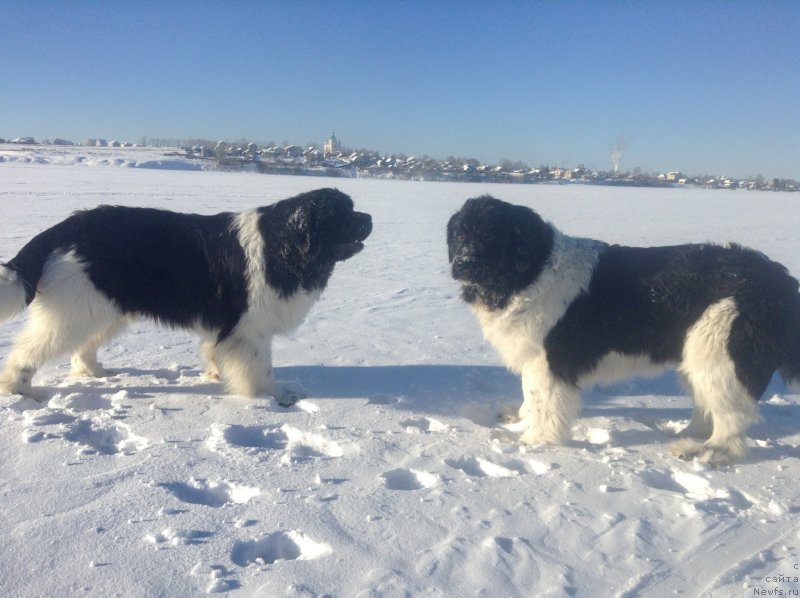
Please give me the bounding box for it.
[472,233,603,373]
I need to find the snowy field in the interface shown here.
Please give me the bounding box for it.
[1,147,799,597]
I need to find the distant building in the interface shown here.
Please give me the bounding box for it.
[324,132,341,157]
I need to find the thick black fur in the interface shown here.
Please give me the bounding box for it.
[447,196,555,310]
[5,188,372,343]
[258,189,372,298]
[545,244,800,397]
[448,195,800,401]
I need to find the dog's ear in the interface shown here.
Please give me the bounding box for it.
[287,206,312,254]
[511,205,554,274]
[512,225,533,272]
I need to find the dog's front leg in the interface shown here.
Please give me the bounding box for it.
[214,331,304,406]
[519,358,579,446]
[215,331,273,398]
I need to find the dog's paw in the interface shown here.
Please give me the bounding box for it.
[70,364,112,378]
[670,438,704,460]
[670,438,743,466]
[203,369,221,382]
[519,427,565,446]
[0,371,40,400]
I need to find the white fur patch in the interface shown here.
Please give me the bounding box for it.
[579,352,671,388]
[0,252,122,396]
[0,264,26,322]
[233,210,322,336]
[214,210,323,399]
[473,230,604,374]
[676,297,758,463]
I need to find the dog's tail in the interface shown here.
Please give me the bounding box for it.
[0,264,27,322]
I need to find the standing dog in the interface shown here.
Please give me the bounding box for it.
[447,195,800,464]
[0,188,371,404]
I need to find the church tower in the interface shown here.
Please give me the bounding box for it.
[324,132,341,157]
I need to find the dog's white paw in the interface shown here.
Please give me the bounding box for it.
[0,368,39,399]
[70,364,112,378]
[670,438,744,466]
[203,369,221,382]
[520,427,566,446]
[670,438,704,460]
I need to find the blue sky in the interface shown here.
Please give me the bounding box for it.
[3,1,798,178]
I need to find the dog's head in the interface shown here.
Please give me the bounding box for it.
[266,188,372,294]
[447,195,554,309]
[285,188,372,263]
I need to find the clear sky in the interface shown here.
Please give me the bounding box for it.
[2,1,798,179]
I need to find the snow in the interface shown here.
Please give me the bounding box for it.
[1,147,799,597]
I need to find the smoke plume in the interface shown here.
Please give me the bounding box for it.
[610,137,629,174]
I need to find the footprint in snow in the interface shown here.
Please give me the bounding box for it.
[206,423,343,463]
[191,563,240,593]
[445,456,527,478]
[61,417,149,455]
[48,392,115,412]
[399,417,448,433]
[637,467,754,514]
[382,468,439,491]
[158,478,260,508]
[231,530,332,566]
[145,527,214,547]
[215,424,290,452]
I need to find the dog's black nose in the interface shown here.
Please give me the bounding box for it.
[355,212,372,240]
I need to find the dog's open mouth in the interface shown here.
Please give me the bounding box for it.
[333,241,365,261]
[333,213,371,261]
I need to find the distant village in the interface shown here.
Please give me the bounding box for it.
[2,134,797,192]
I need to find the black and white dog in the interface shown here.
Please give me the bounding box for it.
[448,195,800,464]
[0,188,371,404]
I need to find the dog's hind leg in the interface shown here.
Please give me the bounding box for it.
[0,254,121,398]
[518,357,580,445]
[673,299,760,464]
[70,318,127,378]
[677,374,714,440]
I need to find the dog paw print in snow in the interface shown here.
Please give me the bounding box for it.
[190,563,241,594]
[399,417,449,434]
[158,478,261,508]
[445,456,527,478]
[637,467,754,516]
[381,468,440,491]
[145,528,214,548]
[231,530,332,567]
[25,412,148,456]
[206,423,343,464]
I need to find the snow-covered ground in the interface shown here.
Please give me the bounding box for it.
[1,148,799,597]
